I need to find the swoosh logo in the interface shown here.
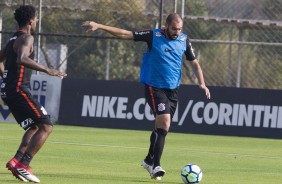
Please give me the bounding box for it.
[164,49,174,52]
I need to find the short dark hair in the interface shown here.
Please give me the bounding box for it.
[166,13,182,25]
[14,5,36,27]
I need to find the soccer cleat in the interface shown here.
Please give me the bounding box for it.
[152,166,166,180]
[14,162,40,183]
[141,160,161,180]
[6,158,19,170]
[6,158,28,182]
[141,160,153,175]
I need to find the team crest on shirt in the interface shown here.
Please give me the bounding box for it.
[158,103,166,111]
[179,36,185,41]
[155,32,162,37]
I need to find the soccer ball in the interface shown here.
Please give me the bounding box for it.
[181,164,203,184]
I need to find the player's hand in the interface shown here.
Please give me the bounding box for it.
[46,68,67,79]
[82,21,99,32]
[199,84,211,99]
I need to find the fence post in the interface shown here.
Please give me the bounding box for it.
[36,0,42,75]
[159,0,163,28]
[174,0,177,13]
[236,28,243,88]
[105,40,111,80]
[181,0,185,18]
[226,27,234,86]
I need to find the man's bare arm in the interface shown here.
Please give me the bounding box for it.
[82,21,133,40]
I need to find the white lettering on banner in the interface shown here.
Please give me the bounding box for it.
[177,100,282,129]
[96,96,103,117]
[81,95,97,117]
[253,105,264,127]
[238,105,253,127]
[178,100,193,126]
[231,104,239,126]
[264,106,278,128]
[81,95,156,120]
[218,103,232,125]
[278,107,282,128]
[191,101,203,124]
[81,96,282,129]
[133,98,145,120]
[116,97,128,119]
[204,102,218,125]
[102,96,117,118]
[145,103,155,121]
[172,105,179,122]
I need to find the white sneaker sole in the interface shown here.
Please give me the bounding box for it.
[141,161,162,180]
[152,166,166,180]
[17,168,40,183]
[17,174,29,182]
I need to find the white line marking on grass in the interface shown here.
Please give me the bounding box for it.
[0,138,145,150]
[173,149,282,160]
[49,141,146,150]
[1,138,282,160]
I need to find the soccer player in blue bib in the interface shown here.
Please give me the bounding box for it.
[82,13,210,180]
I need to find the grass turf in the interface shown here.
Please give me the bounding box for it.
[1,122,282,184]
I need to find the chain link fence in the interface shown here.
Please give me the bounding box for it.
[1,0,282,89]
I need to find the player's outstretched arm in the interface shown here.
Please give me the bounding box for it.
[191,59,211,99]
[16,35,67,78]
[82,21,133,40]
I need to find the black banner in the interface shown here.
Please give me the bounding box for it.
[59,79,282,139]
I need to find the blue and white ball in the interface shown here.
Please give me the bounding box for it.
[181,164,203,184]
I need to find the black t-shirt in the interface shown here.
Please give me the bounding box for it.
[132,29,197,61]
[1,31,34,96]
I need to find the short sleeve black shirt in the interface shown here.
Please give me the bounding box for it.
[132,29,197,61]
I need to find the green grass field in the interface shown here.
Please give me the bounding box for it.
[1,122,282,184]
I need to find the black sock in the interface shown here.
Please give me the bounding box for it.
[145,129,157,165]
[153,128,167,168]
[14,151,24,161]
[21,152,33,166]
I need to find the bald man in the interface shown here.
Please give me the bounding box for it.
[82,13,210,180]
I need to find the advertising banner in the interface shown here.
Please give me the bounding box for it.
[0,74,62,123]
[59,79,282,139]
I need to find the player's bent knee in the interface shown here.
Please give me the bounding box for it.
[38,124,53,133]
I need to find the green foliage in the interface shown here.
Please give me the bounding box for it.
[1,0,282,89]
[41,0,150,80]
